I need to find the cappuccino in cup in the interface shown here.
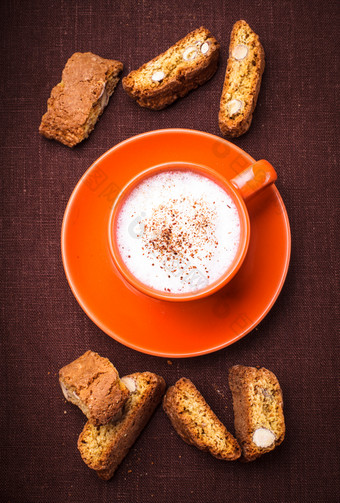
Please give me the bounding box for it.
[115,169,241,294]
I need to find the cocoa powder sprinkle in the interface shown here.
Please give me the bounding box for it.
[138,196,218,279]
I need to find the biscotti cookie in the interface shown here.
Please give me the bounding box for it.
[78,372,166,480]
[59,350,129,426]
[163,378,241,460]
[39,52,123,147]
[219,20,265,137]
[122,27,220,110]
[229,365,285,461]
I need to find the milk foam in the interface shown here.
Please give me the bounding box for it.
[116,170,241,294]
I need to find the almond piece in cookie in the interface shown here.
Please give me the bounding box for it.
[163,378,241,460]
[219,20,265,137]
[122,27,220,110]
[59,350,129,426]
[228,365,285,461]
[39,52,123,147]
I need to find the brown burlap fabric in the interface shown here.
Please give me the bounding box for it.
[1,1,339,501]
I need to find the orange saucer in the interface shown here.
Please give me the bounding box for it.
[61,129,291,357]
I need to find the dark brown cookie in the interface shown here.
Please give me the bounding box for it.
[39,52,123,147]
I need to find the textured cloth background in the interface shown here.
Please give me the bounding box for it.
[1,0,339,502]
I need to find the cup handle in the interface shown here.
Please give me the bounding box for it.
[230,160,277,201]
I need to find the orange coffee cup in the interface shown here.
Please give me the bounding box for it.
[108,160,277,302]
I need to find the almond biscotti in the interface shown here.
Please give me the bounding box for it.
[78,372,166,480]
[122,27,220,110]
[229,365,285,461]
[39,52,123,147]
[59,350,129,426]
[219,20,265,137]
[163,378,241,460]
